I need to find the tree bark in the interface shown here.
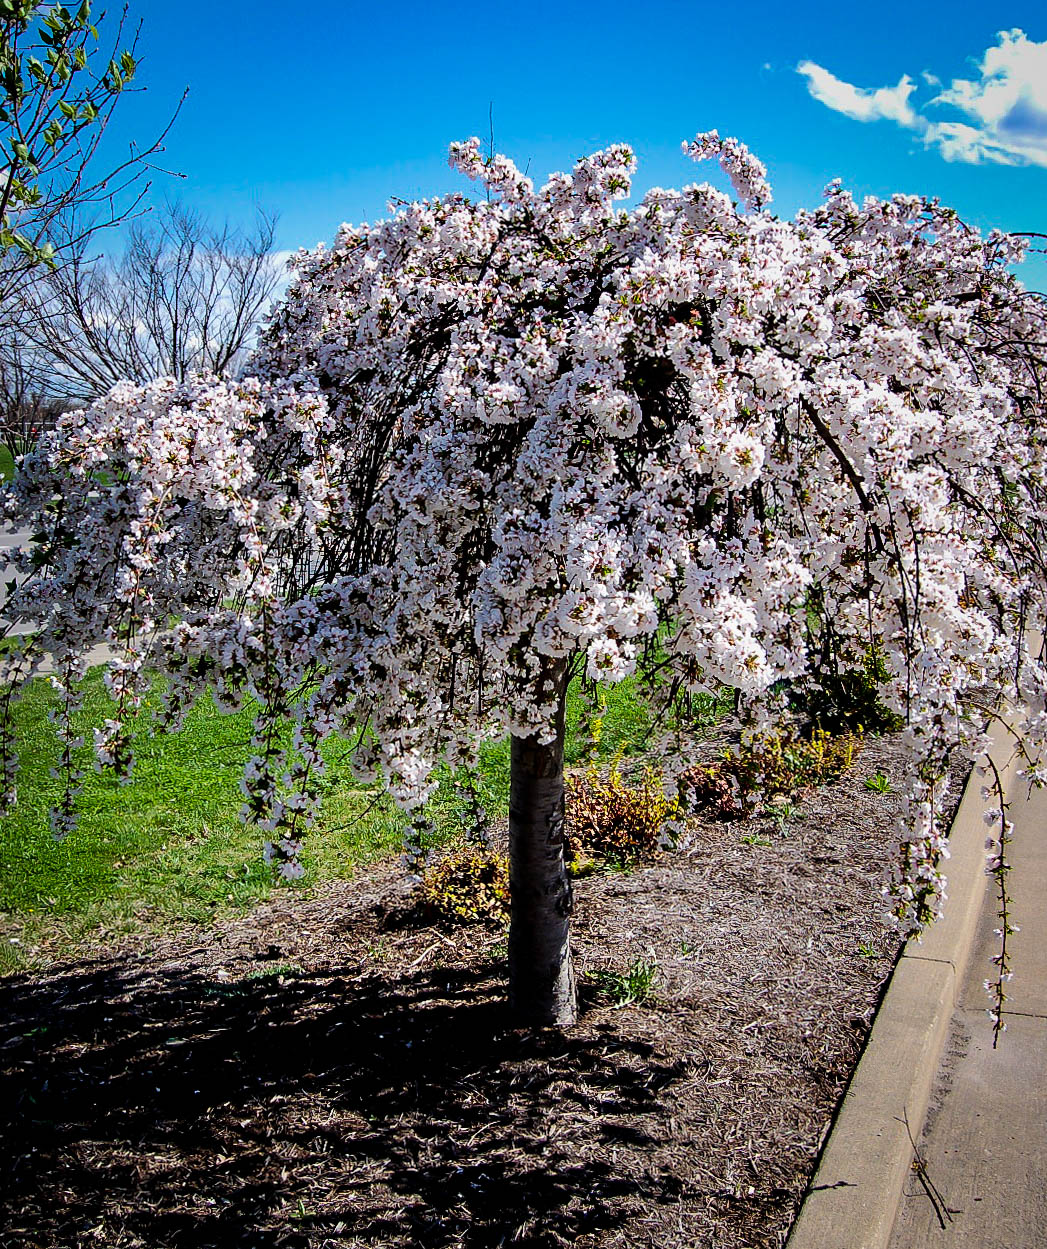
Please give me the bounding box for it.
[508,661,576,1027]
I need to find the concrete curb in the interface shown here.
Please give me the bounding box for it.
[786,731,1017,1249]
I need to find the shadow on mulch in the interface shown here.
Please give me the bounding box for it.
[0,955,689,1248]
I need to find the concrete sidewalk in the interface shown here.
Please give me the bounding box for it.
[787,729,1047,1249]
[887,780,1047,1249]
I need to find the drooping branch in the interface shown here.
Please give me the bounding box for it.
[799,396,873,514]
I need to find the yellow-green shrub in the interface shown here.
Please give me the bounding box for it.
[725,726,862,800]
[565,761,677,866]
[416,843,510,926]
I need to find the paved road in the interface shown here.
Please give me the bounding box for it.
[888,780,1047,1248]
[0,525,34,636]
[1,525,115,672]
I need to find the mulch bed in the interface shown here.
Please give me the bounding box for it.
[0,734,965,1249]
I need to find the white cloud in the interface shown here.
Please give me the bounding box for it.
[797,62,920,127]
[798,30,1047,168]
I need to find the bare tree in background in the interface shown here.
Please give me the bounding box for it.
[0,323,64,456]
[9,203,283,408]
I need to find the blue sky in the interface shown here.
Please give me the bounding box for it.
[106,0,1047,289]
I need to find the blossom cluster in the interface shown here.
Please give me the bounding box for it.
[2,131,1045,923]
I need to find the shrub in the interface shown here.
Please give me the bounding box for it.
[565,761,677,866]
[803,644,904,736]
[415,843,510,927]
[676,763,741,819]
[726,727,862,801]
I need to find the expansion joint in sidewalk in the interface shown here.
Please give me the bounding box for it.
[954,1004,1047,1022]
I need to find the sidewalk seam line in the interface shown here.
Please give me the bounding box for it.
[954,1004,1047,1021]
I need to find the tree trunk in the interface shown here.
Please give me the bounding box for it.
[508,662,576,1027]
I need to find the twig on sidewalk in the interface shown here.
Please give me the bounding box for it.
[900,1108,955,1230]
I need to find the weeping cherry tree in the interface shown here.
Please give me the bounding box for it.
[3,133,1047,1027]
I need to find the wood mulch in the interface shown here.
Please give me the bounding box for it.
[0,734,965,1249]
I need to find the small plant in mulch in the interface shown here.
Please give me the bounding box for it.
[587,955,660,1008]
[244,963,303,983]
[565,758,678,870]
[739,831,772,848]
[414,842,510,927]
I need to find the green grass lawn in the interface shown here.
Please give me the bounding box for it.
[0,671,401,968]
[0,665,724,970]
[0,444,15,481]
